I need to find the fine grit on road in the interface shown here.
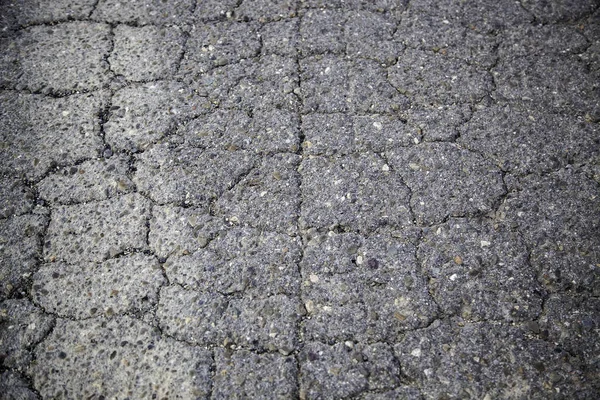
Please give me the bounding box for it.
[0,0,599,399]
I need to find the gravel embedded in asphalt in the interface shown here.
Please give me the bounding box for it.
[0,0,599,398]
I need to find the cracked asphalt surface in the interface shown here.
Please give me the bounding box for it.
[0,0,599,399]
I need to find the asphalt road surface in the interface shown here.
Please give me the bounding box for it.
[0,0,599,399]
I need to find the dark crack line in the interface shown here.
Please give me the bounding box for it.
[294,2,309,396]
[0,85,107,99]
[88,0,101,19]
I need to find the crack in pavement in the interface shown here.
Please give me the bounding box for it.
[0,0,599,399]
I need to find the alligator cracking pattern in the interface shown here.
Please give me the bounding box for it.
[1,0,599,399]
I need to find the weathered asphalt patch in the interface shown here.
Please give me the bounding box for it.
[0,91,106,180]
[37,155,134,205]
[299,152,413,233]
[0,298,54,371]
[387,142,506,225]
[31,316,213,399]
[0,1,598,398]
[6,22,112,94]
[0,212,48,299]
[104,81,209,152]
[44,193,150,263]
[110,25,185,81]
[301,231,438,342]
[32,254,166,319]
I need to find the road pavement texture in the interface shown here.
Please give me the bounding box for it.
[0,0,599,399]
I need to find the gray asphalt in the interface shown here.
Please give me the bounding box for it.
[1,0,599,399]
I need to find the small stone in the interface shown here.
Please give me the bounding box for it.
[454,255,463,265]
[394,312,407,321]
[305,300,315,313]
[103,146,113,158]
[278,347,294,356]
[526,321,540,334]
[196,236,208,248]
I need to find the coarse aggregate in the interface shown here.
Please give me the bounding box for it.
[0,0,599,399]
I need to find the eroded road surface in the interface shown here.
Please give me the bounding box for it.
[1,0,599,399]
